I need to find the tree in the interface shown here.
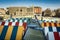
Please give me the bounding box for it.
[54,8,60,17]
[44,8,52,16]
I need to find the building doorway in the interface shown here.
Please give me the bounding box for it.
[0,16,3,20]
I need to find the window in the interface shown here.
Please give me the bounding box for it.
[14,12,16,15]
[20,9,22,12]
[27,8,33,12]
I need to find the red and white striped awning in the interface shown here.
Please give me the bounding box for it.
[44,27,60,36]
[0,21,27,30]
[0,18,28,40]
[46,32,60,40]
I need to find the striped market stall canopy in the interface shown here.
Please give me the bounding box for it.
[6,18,29,22]
[0,18,31,28]
[47,32,60,40]
[0,18,29,40]
[44,27,60,36]
[41,22,60,28]
[0,26,24,40]
[42,21,60,40]
[44,27,60,40]
[0,18,60,40]
[42,20,57,23]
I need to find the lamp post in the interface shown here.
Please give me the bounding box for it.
[10,14,12,19]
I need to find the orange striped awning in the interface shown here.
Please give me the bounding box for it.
[41,22,60,28]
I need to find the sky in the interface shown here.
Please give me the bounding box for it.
[0,0,60,10]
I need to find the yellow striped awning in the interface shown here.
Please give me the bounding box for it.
[0,25,24,40]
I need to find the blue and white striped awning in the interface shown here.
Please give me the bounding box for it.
[44,27,60,36]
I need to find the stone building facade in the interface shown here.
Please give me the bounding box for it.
[34,7,42,14]
[0,8,10,20]
[0,8,6,20]
[7,7,42,18]
[0,8,6,16]
[7,7,33,18]
[34,7,42,20]
[0,6,42,20]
